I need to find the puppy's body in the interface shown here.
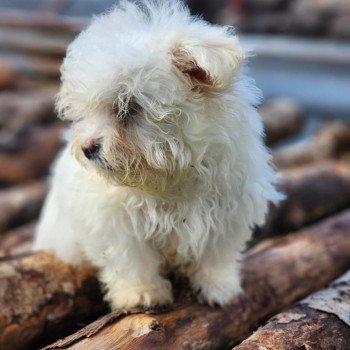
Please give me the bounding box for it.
[34,1,282,309]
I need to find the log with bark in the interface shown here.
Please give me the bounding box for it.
[0,87,58,148]
[232,270,350,350]
[40,209,350,350]
[330,14,350,39]
[259,159,350,238]
[0,252,107,350]
[0,9,85,33]
[0,52,62,78]
[0,125,63,185]
[0,181,47,233]
[291,0,350,18]
[259,98,305,145]
[0,61,16,89]
[0,28,71,57]
[8,75,59,93]
[0,221,35,257]
[273,121,350,169]
[245,0,287,12]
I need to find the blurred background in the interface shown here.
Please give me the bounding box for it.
[0,0,350,255]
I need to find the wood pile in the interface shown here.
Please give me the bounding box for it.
[229,0,350,39]
[0,9,83,79]
[0,9,349,350]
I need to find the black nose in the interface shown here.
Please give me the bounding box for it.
[82,141,100,160]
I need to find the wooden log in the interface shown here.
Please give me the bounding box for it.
[37,0,72,15]
[0,28,71,57]
[260,98,304,145]
[0,252,107,350]
[0,61,16,89]
[273,121,350,169]
[330,15,350,39]
[0,181,47,233]
[0,125,63,185]
[4,76,59,94]
[232,270,350,350]
[0,52,62,78]
[259,159,350,237]
[238,12,324,36]
[42,210,350,350]
[0,10,86,34]
[291,0,350,17]
[0,88,58,150]
[0,221,35,257]
[245,0,287,12]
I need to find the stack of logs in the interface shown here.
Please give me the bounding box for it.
[230,0,350,39]
[0,10,350,350]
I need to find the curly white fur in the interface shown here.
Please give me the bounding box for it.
[34,0,283,309]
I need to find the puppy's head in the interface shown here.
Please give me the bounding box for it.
[57,0,244,193]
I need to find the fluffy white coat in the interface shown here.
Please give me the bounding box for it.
[34,0,282,309]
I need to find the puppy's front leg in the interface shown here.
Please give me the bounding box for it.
[190,234,244,307]
[90,234,173,309]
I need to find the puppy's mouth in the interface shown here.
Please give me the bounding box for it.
[87,150,176,193]
[94,156,114,172]
[84,147,149,186]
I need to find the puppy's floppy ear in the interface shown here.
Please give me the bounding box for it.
[171,30,244,94]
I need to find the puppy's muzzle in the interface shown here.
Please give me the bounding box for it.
[82,140,101,160]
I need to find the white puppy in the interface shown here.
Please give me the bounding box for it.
[34,0,282,309]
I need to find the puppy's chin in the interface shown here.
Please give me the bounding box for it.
[74,151,175,194]
[98,160,155,187]
[97,162,181,194]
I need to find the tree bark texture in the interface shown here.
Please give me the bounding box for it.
[273,121,350,169]
[42,210,350,350]
[0,181,47,233]
[232,270,350,350]
[259,159,350,238]
[0,252,107,350]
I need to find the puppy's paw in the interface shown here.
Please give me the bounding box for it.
[107,278,173,309]
[192,269,242,307]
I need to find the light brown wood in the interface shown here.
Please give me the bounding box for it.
[0,221,35,257]
[259,98,304,145]
[232,270,350,350]
[259,159,350,238]
[0,52,62,78]
[0,252,106,350]
[273,121,350,169]
[0,87,58,145]
[42,210,350,350]
[0,28,71,57]
[0,10,85,33]
[0,61,16,89]
[0,181,47,233]
[0,125,63,185]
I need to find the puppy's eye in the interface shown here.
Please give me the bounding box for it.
[113,98,141,121]
[127,99,141,117]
